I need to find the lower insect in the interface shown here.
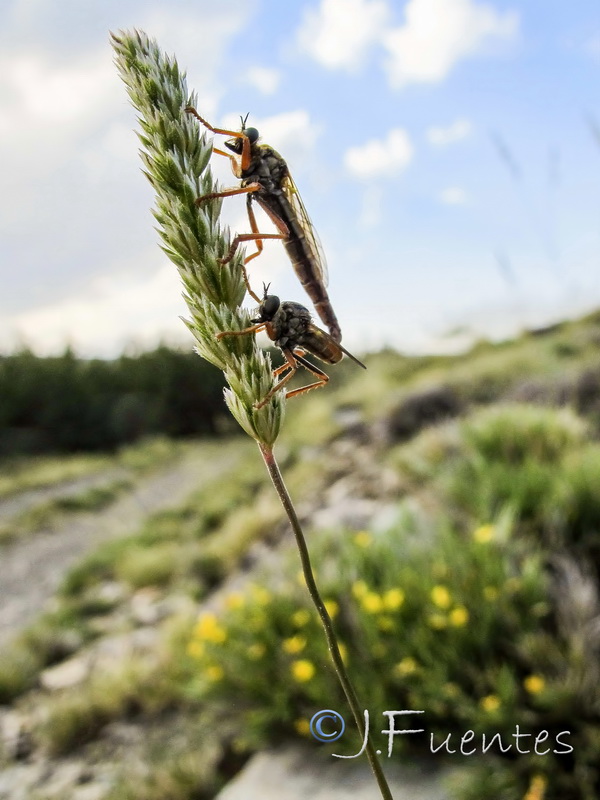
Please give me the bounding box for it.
[216,286,366,410]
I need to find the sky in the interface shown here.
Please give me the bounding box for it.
[0,0,599,357]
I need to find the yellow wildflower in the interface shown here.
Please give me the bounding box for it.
[283,635,306,654]
[324,599,339,619]
[354,531,372,548]
[247,643,266,660]
[394,657,418,676]
[473,524,495,543]
[431,585,452,609]
[205,665,224,682]
[194,613,227,643]
[483,586,499,601]
[292,609,311,627]
[377,616,395,632]
[361,592,383,613]
[480,694,501,712]
[383,588,405,611]
[449,606,469,627]
[296,570,307,587]
[338,642,348,663]
[291,659,315,682]
[524,675,546,694]
[523,774,548,800]
[294,718,310,736]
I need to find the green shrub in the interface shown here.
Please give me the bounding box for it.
[185,514,597,798]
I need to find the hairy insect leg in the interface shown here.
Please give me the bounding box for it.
[283,352,329,401]
[212,147,240,176]
[185,107,252,170]
[255,350,329,409]
[195,182,262,206]
[219,201,287,268]
[273,361,295,378]
[215,323,266,341]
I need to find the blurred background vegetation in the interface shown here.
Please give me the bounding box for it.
[1,311,600,799]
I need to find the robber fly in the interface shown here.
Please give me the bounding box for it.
[217,285,366,409]
[185,107,342,342]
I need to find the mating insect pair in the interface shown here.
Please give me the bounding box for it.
[186,107,365,408]
[185,106,342,343]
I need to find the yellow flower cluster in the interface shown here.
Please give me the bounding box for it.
[480,694,501,713]
[524,674,545,694]
[523,774,547,800]
[427,587,469,629]
[291,659,315,682]
[473,523,495,543]
[294,718,311,736]
[394,657,418,676]
[194,612,227,643]
[431,585,451,609]
[283,635,306,654]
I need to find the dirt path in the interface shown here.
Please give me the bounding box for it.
[0,443,239,645]
[0,468,131,523]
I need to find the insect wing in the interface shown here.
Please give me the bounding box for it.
[282,174,329,288]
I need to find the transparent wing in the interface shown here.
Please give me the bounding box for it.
[281,173,329,288]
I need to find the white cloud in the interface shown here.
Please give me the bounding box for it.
[297,0,389,71]
[244,66,281,95]
[427,118,472,146]
[344,128,413,180]
[0,258,189,356]
[383,0,519,88]
[439,187,468,205]
[0,50,116,136]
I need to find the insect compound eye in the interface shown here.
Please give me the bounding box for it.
[261,295,280,319]
[244,127,259,144]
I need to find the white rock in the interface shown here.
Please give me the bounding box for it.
[215,745,452,800]
[40,655,89,691]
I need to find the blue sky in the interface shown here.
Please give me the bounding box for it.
[1,0,599,356]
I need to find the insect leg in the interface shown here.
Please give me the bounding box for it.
[283,352,329,401]
[185,107,252,171]
[195,182,262,206]
[215,323,266,341]
[219,200,287,267]
[273,361,295,377]
[211,147,241,176]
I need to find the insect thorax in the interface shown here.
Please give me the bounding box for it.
[242,145,288,193]
[272,302,311,349]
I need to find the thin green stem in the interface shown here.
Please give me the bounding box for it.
[258,442,394,800]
